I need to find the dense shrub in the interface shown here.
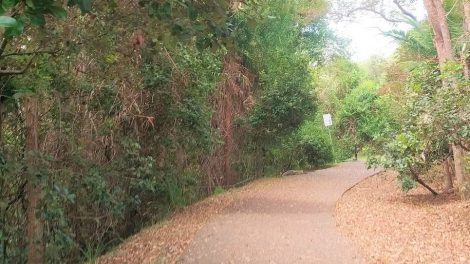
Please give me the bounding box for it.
[299,121,334,167]
[0,0,336,263]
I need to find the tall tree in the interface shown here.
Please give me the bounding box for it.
[0,2,92,262]
[423,0,470,199]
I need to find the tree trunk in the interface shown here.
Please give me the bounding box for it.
[458,1,470,199]
[443,157,454,192]
[423,0,470,199]
[464,2,470,32]
[0,100,3,146]
[462,2,470,80]
[423,0,447,62]
[24,96,43,264]
[409,164,439,195]
[452,144,470,199]
[433,0,453,59]
[415,177,439,196]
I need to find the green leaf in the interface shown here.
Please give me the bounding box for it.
[0,16,17,27]
[78,0,92,12]
[67,0,91,12]
[2,0,17,9]
[49,6,67,18]
[187,5,198,21]
[67,0,78,7]
[30,13,46,26]
[25,0,34,8]
[4,18,23,37]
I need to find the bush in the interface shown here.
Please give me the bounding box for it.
[301,134,334,167]
[265,119,334,172]
[299,120,334,167]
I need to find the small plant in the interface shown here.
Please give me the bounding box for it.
[81,242,108,264]
[398,175,418,192]
[213,186,226,195]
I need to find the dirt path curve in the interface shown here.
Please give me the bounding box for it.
[178,161,380,264]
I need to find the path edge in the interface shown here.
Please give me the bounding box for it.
[339,168,385,199]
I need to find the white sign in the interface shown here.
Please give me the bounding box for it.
[323,113,333,127]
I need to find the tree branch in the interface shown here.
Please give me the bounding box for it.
[346,6,406,24]
[408,164,438,196]
[0,39,8,57]
[457,140,470,152]
[0,54,37,76]
[5,181,27,212]
[1,49,60,58]
[365,7,406,23]
[393,0,417,22]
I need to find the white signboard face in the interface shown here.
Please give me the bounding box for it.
[323,113,333,127]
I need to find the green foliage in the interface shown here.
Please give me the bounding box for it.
[299,120,334,166]
[239,0,318,142]
[213,186,226,195]
[366,58,468,192]
[225,0,337,177]
[0,16,17,27]
[139,0,233,49]
[314,56,393,162]
[313,56,364,116]
[386,20,435,60]
[399,174,418,192]
[0,0,90,38]
[335,80,381,158]
[0,0,336,262]
[266,119,334,171]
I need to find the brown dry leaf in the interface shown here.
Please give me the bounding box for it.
[96,177,279,264]
[336,171,470,264]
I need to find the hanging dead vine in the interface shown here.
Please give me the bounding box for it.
[202,55,255,191]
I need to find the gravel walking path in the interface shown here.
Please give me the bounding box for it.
[179,161,379,264]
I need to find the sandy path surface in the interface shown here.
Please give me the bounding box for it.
[179,161,379,264]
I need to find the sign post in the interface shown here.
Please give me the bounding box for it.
[323,114,336,163]
[323,114,332,127]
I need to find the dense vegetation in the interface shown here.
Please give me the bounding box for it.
[0,0,342,263]
[321,0,470,199]
[2,0,470,263]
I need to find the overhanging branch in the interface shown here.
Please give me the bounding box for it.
[0,54,37,76]
[347,6,407,24]
[0,39,8,57]
[1,49,60,58]
[393,0,417,22]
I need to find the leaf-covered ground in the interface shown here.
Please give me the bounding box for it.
[96,178,278,264]
[98,162,376,264]
[336,171,470,264]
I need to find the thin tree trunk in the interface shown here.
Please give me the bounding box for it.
[457,1,470,199]
[0,101,3,146]
[423,0,446,62]
[452,144,470,199]
[464,2,470,32]
[409,164,439,195]
[415,177,439,196]
[433,0,453,59]
[25,96,43,264]
[443,157,453,192]
[462,2,470,81]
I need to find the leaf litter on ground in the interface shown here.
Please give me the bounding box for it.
[335,171,470,264]
[96,178,279,264]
